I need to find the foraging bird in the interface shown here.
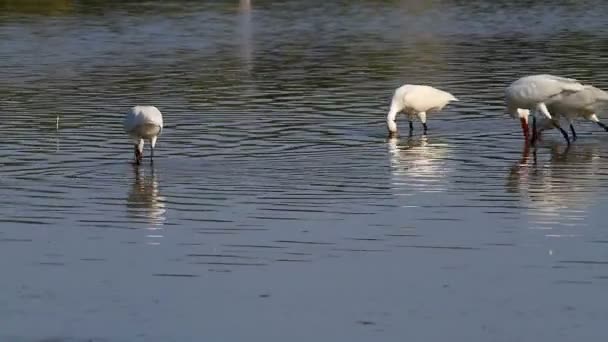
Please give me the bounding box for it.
[534,85,608,141]
[505,74,586,144]
[124,105,163,164]
[386,84,458,137]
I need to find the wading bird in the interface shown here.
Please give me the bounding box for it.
[533,85,608,141]
[386,84,458,137]
[124,105,164,164]
[505,74,586,144]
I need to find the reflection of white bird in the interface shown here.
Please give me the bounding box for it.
[128,165,166,226]
[506,143,601,226]
[505,74,586,144]
[386,84,458,137]
[124,106,164,164]
[387,136,450,194]
[534,85,608,140]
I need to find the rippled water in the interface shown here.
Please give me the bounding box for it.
[3,1,608,341]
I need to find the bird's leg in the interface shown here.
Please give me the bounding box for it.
[417,112,428,134]
[585,114,608,132]
[150,145,154,164]
[409,121,414,132]
[536,102,553,120]
[597,121,608,132]
[569,122,577,141]
[134,139,145,164]
[552,120,571,145]
[134,145,143,165]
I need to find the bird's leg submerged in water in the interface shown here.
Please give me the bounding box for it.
[150,136,158,164]
[134,139,144,165]
[569,122,577,141]
[409,121,414,133]
[552,120,571,145]
[134,145,143,164]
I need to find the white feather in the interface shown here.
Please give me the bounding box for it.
[124,105,164,162]
[537,85,608,132]
[386,84,458,134]
[505,74,585,119]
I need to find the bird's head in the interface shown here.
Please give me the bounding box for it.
[506,104,528,119]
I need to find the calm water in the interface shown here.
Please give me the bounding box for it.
[2,0,608,341]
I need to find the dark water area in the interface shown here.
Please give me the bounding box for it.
[2,0,608,341]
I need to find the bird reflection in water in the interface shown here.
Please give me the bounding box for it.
[506,142,601,228]
[127,164,167,245]
[387,135,450,195]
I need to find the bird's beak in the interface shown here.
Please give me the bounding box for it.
[520,117,530,141]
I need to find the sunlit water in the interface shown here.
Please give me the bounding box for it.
[2,1,608,341]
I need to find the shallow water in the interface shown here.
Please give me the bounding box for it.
[3,0,608,341]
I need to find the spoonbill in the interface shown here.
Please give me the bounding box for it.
[534,85,608,141]
[386,84,458,137]
[124,105,164,164]
[505,74,586,144]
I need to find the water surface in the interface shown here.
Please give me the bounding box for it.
[2,1,608,341]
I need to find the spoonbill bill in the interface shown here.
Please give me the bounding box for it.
[124,105,164,164]
[386,84,458,137]
[505,74,586,144]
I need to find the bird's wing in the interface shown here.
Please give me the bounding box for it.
[541,74,581,85]
[587,87,608,114]
[550,86,608,109]
[587,86,608,102]
[540,76,585,102]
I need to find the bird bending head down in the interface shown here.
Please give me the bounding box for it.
[124,105,164,165]
[386,84,458,137]
[505,74,586,144]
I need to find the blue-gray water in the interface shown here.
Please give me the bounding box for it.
[2,1,608,341]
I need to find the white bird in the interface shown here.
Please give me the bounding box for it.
[505,74,586,144]
[124,105,164,164]
[534,85,608,140]
[386,84,458,137]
